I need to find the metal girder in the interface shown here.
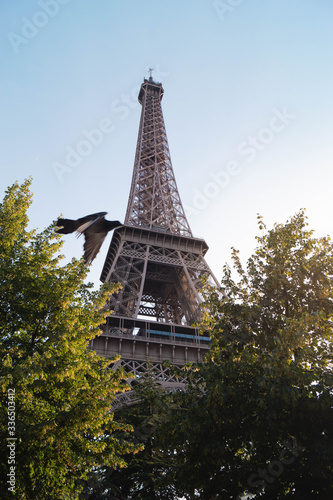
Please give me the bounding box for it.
[106,236,211,324]
[124,78,192,237]
[101,75,221,322]
[95,77,220,407]
[110,358,188,411]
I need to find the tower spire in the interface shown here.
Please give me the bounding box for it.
[124,77,192,237]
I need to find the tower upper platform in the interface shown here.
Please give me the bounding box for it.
[138,76,164,104]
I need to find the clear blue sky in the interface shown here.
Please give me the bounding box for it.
[2,0,333,286]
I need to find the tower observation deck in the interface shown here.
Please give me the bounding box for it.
[89,75,218,407]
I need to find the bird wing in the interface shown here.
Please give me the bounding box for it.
[56,212,120,265]
[83,230,108,265]
[75,212,107,237]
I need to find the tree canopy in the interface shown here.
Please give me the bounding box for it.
[154,211,333,499]
[83,370,181,500]
[1,181,332,499]
[0,179,140,499]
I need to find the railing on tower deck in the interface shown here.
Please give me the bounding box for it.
[102,315,211,345]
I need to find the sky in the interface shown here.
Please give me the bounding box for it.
[1,0,333,287]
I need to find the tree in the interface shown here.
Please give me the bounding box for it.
[0,180,140,500]
[159,211,333,499]
[83,367,182,500]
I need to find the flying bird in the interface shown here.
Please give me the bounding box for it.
[56,212,122,265]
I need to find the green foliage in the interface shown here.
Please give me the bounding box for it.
[82,368,181,499]
[5,188,331,500]
[0,180,140,499]
[159,211,333,499]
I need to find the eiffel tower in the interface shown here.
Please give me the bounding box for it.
[90,74,218,407]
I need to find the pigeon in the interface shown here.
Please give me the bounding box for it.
[56,212,122,265]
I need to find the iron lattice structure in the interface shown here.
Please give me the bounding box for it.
[125,77,192,236]
[90,76,218,405]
